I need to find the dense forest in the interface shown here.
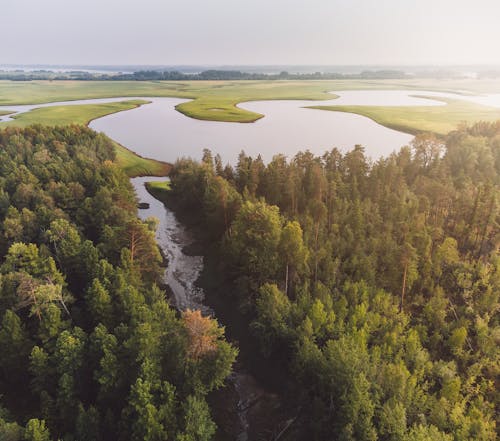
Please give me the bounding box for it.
[0,126,236,440]
[167,123,499,440]
[0,121,498,441]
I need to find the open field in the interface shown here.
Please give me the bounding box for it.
[309,96,500,135]
[2,78,500,137]
[0,80,192,105]
[0,80,343,122]
[113,140,171,177]
[0,99,149,127]
[2,78,500,126]
[145,180,171,201]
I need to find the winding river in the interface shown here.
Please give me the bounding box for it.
[132,176,258,440]
[90,96,414,163]
[3,89,500,163]
[131,176,212,315]
[88,89,476,163]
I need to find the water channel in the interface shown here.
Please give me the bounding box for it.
[3,89,500,164]
[131,176,263,440]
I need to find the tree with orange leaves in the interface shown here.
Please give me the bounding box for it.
[182,309,220,361]
[181,309,237,394]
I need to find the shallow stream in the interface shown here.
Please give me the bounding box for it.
[131,176,258,440]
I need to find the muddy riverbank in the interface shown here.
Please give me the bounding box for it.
[132,177,300,440]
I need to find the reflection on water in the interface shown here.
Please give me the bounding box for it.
[324,89,449,106]
[89,89,500,164]
[3,89,500,164]
[91,96,413,163]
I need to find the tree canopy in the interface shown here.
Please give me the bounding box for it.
[0,125,236,441]
[168,121,499,440]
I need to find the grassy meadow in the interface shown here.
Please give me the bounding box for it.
[0,99,149,128]
[2,78,500,169]
[113,140,171,177]
[145,180,171,201]
[309,96,500,135]
[2,78,500,128]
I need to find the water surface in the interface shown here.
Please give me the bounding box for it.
[325,89,449,106]
[90,89,500,163]
[131,176,211,315]
[3,89,500,164]
[91,97,413,163]
[0,97,142,122]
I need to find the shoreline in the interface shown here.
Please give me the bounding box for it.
[2,79,498,131]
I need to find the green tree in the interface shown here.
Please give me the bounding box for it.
[126,376,176,441]
[177,395,215,441]
[252,283,291,355]
[24,419,51,441]
[404,424,452,441]
[0,417,23,441]
[86,279,113,328]
[228,200,282,285]
[75,405,101,441]
[279,221,308,295]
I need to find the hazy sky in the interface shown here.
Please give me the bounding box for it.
[4,0,500,66]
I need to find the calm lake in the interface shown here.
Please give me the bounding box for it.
[89,90,500,163]
[3,90,500,163]
[90,97,413,164]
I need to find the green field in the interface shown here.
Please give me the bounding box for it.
[145,180,171,203]
[309,96,500,135]
[2,78,500,127]
[113,140,171,177]
[2,78,500,141]
[0,79,342,123]
[145,180,171,194]
[0,99,149,128]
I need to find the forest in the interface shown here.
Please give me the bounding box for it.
[0,69,410,82]
[0,121,498,441]
[166,122,499,440]
[4,68,500,82]
[0,126,236,440]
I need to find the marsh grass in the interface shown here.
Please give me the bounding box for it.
[2,78,500,143]
[0,100,149,127]
[309,96,500,135]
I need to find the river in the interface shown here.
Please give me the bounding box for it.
[3,89,500,163]
[132,176,269,440]
[88,90,460,163]
[131,176,211,315]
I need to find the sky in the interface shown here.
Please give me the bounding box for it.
[4,0,500,66]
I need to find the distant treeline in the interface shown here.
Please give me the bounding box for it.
[0,69,413,81]
[109,69,412,81]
